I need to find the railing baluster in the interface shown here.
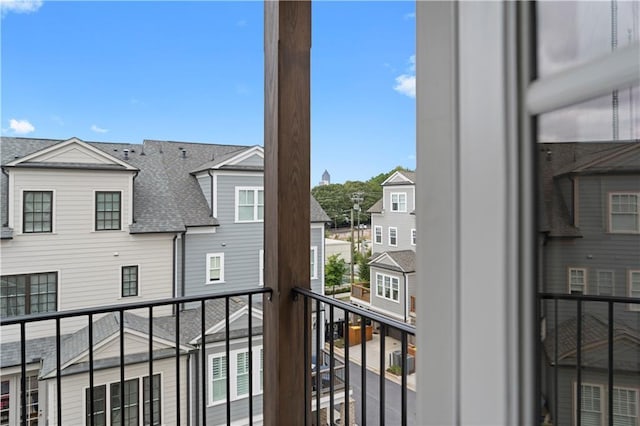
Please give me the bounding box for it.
[344,307,350,426]
[88,314,94,426]
[361,315,367,426]
[56,317,62,426]
[226,296,231,425]
[576,299,582,426]
[249,294,254,426]
[175,304,181,426]
[401,330,407,426]
[553,299,558,424]
[20,322,26,426]
[329,304,335,426]
[201,299,206,426]
[303,296,309,426]
[148,306,154,426]
[608,302,614,426]
[379,323,386,426]
[315,299,321,426]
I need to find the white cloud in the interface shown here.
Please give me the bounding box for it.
[394,75,415,98]
[1,0,43,17]
[393,55,416,98]
[404,12,415,20]
[91,124,109,133]
[9,118,35,134]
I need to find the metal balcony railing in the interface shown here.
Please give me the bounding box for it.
[538,292,640,426]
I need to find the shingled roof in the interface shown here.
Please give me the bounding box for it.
[1,137,330,234]
[369,250,416,273]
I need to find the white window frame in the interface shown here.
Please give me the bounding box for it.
[310,246,318,280]
[258,249,264,287]
[208,346,263,407]
[83,374,163,426]
[235,187,264,223]
[608,192,640,234]
[568,267,587,295]
[411,228,416,246]
[388,227,398,247]
[573,382,604,426]
[375,272,400,303]
[206,253,225,284]
[595,270,614,296]
[572,383,639,426]
[374,226,383,244]
[629,270,640,312]
[390,192,407,212]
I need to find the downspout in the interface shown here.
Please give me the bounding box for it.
[1,168,10,227]
[132,171,139,224]
[186,353,192,426]
[192,350,199,426]
[207,170,214,217]
[172,234,178,314]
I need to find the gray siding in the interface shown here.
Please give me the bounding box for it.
[371,185,416,254]
[369,266,406,321]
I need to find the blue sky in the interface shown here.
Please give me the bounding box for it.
[1,0,416,184]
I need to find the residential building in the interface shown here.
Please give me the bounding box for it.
[352,170,416,325]
[538,141,640,425]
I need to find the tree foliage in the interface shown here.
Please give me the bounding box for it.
[311,166,414,228]
[325,254,347,290]
[356,248,371,283]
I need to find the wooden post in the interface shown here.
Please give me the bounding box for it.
[264,1,311,425]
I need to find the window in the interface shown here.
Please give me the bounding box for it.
[568,268,586,295]
[206,253,224,283]
[110,378,138,426]
[410,295,416,313]
[210,354,227,404]
[310,246,318,280]
[374,226,382,244]
[209,347,263,405]
[389,227,397,246]
[390,193,407,212]
[21,375,38,426]
[0,380,8,426]
[579,384,603,426]
[411,229,416,246]
[95,191,121,231]
[23,191,52,233]
[236,188,264,222]
[375,273,400,302]
[1,272,57,318]
[86,385,107,426]
[610,193,639,233]
[596,270,614,296]
[143,375,161,426]
[630,271,640,312]
[85,375,160,426]
[575,384,639,426]
[121,266,139,297]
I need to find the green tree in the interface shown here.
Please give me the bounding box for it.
[357,249,371,283]
[325,254,347,296]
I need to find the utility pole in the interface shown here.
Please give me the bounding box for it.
[350,206,355,284]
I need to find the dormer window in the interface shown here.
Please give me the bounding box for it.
[390,193,407,212]
[23,191,53,233]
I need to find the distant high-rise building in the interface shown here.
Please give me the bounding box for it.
[319,169,331,186]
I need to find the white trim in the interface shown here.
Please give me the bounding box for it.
[310,246,318,280]
[629,270,640,312]
[235,186,264,223]
[572,382,605,426]
[259,249,264,287]
[6,138,137,170]
[7,171,14,229]
[215,146,264,169]
[205,252,225,284]
[568,267,587,295]
[208,346,263,407]
[369,252,402,270]
[595,270,615,296]
[128,174,134,226]
[390,192,408,212]
[374,225,383,245]
[608,192,640,234]
[411,228,416,246]
[374,272,400,303]
[388,227,398,247]
[213,173,218,218]
[18,188,56,235]
[527,42,640,115]
[185,226,217,235]
[381,170,413,186]
[191,306,264,344]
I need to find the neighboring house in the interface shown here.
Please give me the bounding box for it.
[0,136,330,426]
[352,170,417,325]
[538,141,640,426]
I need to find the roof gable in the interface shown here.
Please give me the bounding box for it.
[6,137,137,170]
[381,170,415,186]
[190,305,263,344]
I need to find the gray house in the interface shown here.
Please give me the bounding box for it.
[352,170,417,325]
[539,141,640,426]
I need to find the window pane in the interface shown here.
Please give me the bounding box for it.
[236,352,249,397]
[211,356,227,402]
